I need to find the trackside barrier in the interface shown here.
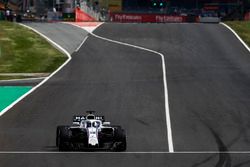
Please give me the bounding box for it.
[199,16,221,23]
[75,7,96,22]
[109,13,187,23]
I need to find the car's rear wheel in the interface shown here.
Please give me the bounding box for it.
[56,126,65,147]
[57,126,71,151]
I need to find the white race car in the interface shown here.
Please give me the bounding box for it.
[56,111,126,151]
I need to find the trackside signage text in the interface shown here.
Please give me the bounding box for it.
[110,13,186,23]
[113,14,142,22]
[155,15,183,22]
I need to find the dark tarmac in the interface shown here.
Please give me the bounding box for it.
[0,23,250,166]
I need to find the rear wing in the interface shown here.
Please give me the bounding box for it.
[73,115,105,124]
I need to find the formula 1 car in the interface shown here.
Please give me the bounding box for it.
[56,111,126,151]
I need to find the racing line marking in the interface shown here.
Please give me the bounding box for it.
[75,36,89,52]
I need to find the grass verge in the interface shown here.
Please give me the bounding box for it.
[225,21,250,47]
[0,21,67,77]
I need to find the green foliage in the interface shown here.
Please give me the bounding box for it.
[0,21,67,74]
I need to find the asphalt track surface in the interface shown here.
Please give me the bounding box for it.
[23,22,88,54]
[0,23,250,166]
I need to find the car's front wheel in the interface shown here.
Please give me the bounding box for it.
[114,128,127,151]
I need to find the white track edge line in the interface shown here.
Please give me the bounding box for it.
[89,31,174,153]
[1,151,250,154]
[220,22,250,52]
[0,24,72,116]
[75,36,89,52]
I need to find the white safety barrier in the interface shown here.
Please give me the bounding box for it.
[199,17,221,23]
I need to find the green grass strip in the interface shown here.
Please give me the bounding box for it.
[225,21,250,47]
[0,86,32,112]
[0,21,67,74]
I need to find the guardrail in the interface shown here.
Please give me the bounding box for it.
[198,16,221,23]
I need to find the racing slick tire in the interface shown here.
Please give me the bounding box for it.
[56,126,64,147]
[56,126,71,151]
[114,128,127,151]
